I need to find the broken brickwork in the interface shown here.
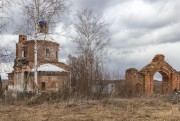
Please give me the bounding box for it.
[125,54,180,95]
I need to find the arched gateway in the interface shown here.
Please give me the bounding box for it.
[125,54,180,95]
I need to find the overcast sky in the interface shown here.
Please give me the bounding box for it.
[1,0,180,79]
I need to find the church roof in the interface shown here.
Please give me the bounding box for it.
[29,33,55,42]
[31,63,65,72]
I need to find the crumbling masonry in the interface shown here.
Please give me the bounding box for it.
[125,54,180,95]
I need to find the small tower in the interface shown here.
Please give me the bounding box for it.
[38,19,48,34]
[16,35,27,60]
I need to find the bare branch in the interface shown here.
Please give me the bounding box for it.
[15,0,71,35]
[0,0,12,33]
[0,45,15,63]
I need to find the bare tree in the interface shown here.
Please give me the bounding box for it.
[0,45,15,64]
[0,0,15,72]
[68,9,110,96]
[0,0,11,33]
[15,0,71,35]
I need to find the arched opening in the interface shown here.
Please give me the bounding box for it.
[153,72,162,94]
[153,71,169,94]
[22,47,26,57]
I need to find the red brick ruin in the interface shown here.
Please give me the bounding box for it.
[8,20,70,93]
[125,54,180,95]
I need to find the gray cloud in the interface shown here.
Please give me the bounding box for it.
[94,0,180,73]
[72,0,112,12]
[54,0,180,75]
[2,0,180,76]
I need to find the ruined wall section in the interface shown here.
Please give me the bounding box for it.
[140,54,178,93]
[125,68,143,95]
[125,54,180,95]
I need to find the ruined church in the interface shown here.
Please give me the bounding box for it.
[8,20,70,93]
[125,54,180,95]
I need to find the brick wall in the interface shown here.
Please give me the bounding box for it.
[8,34,70,93]
[125,54,180,95]
[16,35,60,69]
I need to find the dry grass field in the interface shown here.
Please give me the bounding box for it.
[0,96,179,121]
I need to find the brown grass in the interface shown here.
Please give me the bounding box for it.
[0,96,179,121]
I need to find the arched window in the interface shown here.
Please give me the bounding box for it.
[46,49,50,58]
[22,47,26,57]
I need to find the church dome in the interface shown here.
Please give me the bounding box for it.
[38,19,46,25]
